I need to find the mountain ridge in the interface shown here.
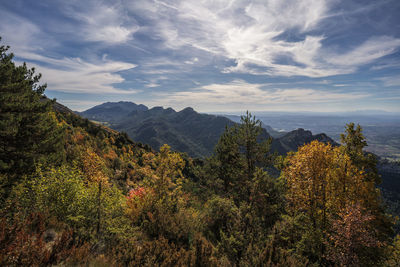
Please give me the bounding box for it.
[80,101,337,157]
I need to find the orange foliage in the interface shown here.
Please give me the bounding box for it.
[72,131,85,144]
[103,148,118,162]
[82,148,108,183]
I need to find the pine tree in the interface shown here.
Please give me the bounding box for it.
[237,111,271,182]
[341,122,380,184]
[210,111,272,201]
[0,37,65,200]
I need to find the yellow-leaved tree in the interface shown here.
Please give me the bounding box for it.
[126,144,200,247]
[285,141,378,229]
[284,139,391,266]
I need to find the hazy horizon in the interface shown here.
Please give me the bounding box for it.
[71,99,400,116]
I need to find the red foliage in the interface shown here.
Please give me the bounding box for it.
[127,187,147,200]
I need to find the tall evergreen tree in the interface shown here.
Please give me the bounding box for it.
[0,37,64,200]
[237,111,272,181]
[209,111,272,201]
[340,122,380,184]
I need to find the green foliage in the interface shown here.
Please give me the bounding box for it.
[10,165,126,241]
[206,111,273,203]
[204,196,239,243]
[0,38,65,201]
[194,113,288,265]
[341,122,380,185]
[249,168,285,229]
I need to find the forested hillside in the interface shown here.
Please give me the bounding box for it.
[2,39,400,266]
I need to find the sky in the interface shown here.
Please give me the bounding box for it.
[1,0,400,113]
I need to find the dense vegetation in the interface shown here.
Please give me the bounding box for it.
[1,38,400,266]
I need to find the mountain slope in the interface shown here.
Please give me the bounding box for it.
[116,106,237,157]
[274,128,337,154]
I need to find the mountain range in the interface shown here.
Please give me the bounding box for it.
[79,101,336,158]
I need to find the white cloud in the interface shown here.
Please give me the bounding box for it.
[156,80,368,109]
[326,36,400,66]
[184,57,199,64]
[34,57,138,94]
[371,63,400,71]
[145,82,160,88]
[0,9,138,94]
[378,76,400,87]
[15,51,138,94]
[128,0,400,78]
[64,2,139,44]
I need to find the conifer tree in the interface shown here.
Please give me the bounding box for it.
[210,111,272,201]
[237,111,271,182]
[0,37,64,199]
[341,122,380,184]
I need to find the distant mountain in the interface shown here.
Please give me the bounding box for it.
[274,128,337,154]
[262,124,288,138]
[120,107,240,157]
[80,101,148,123]
[81,103,238,157]
[80,102,336,158]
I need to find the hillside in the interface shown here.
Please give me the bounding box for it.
[273,128,337,154]
[3,98,399,266]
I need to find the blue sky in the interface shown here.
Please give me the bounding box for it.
[1,0,400,112]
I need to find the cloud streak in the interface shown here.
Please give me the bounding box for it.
[0,7,138,94]
[64,2,140,44]
[35,58,137,94]
[156,80,369,110]
[129,0,400,78]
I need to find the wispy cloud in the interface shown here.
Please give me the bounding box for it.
[156,80,368,109]
[128,0,400,78]
[378,76,400,87]
[34,58,137,94]
[63,1,139,44]
[371,60,400,71]
[0,8,138,94]
[326,36,400,67]
[145,82,160,88]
